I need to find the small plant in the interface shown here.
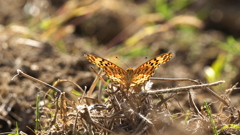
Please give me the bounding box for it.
[218,124,240,133]
[155,0,190,19]
[8,122,19,135]
[204,101,218,135]
[205,36,240,88]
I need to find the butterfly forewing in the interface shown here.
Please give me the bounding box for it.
[132,53,173,86]
[84,53,173,89]
[84,54,127,86]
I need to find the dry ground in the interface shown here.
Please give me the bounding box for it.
[0,0,240,134]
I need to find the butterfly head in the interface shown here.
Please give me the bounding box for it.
[126,68,134,77]
[126,68,134,72]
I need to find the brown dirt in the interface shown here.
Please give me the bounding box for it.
[0,0,240,134]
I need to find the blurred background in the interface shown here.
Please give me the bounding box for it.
[0,0,240,134]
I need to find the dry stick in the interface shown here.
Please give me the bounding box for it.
[113,95,122,111]
[90,110,125,120]
[13,69,114,132]
[1,96,17,118]
[61,92,67,130]
[50,79,80,111]
[79,87,87,104]
[156,93,177,108]
[141,80,224,95]
[121,102,158,134]
[12,69,64,126]
[87,68,102,97]
[62,95,78,111]
[174,96,186,113]
[73,112,79,135]
[122,91,137,110]
[136,126,151,135]
[80,107,116,134]
[140,80,225,108]
[51,93,61,126]
[139,81,225,95]
[219,84,238,113]
[150,77,202,83]
[134,113,158,135]
[12,69,62,94]
[121,103,153,126]
[150,78,228,106]
[98,74,103,102]
[188,90,204,118]
[48,79,85,109]
[87,67,111,97]
[53,79,85,93]
[89,67,113,90]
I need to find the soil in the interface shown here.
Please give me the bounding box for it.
[0,0,240,134]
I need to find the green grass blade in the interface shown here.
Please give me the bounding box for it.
[204,101,218,135]
[218,124,240,133]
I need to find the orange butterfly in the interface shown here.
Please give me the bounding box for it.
[84,53,173,89]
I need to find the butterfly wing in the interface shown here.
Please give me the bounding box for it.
[84,54,127,86]
[131,53,173,86]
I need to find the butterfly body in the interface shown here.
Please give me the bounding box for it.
[125,68,135,89]
[84,53,173,89]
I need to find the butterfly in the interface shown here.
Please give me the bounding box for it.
[84,53,173,89]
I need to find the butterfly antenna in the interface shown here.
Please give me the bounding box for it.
[134,56,149,67]
[115,56,129,68]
